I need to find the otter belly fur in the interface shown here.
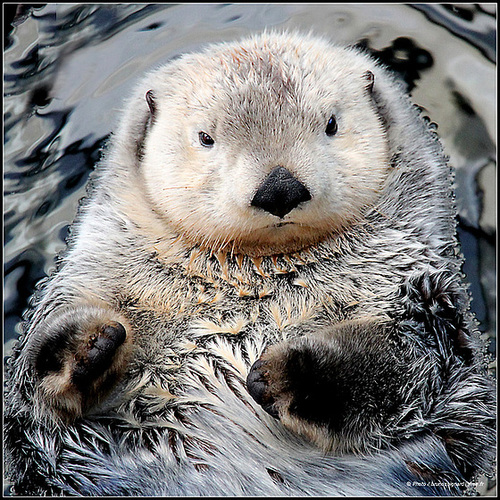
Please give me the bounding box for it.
[4,31,495,496]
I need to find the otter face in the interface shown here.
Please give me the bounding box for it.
[139,34,390,256]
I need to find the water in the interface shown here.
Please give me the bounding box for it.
[3,4,496,490]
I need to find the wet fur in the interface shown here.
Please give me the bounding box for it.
[4,31,495,496]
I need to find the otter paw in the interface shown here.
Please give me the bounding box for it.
[246,340,347,451]
[32,306,132,420]
[246,321,403,452]
[247,340,336,430]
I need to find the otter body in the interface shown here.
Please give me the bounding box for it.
[5,32,494,496]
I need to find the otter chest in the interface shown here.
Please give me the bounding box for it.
[125,249,364,354]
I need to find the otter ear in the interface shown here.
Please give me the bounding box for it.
[145,90,156,118]
[363,70,375,93]
[134,90,157,161]
[363,69,390,130]
[361,66,423,162]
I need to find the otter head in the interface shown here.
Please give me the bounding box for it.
[132,33,391,257]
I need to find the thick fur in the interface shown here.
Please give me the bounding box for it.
[4,31,495,496]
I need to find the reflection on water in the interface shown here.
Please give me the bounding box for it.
[3,5,496,489]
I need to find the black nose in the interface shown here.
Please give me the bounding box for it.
[251,166,311,218]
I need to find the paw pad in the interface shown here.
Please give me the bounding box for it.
[246,359,279,418]
[72,322,126,388]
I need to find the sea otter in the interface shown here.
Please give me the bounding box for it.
[4,31,495,496]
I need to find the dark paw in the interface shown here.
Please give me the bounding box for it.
[246,359,279,418]
[30,306,132,419]
[72,322,126,388]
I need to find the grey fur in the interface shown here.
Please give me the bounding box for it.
[4,31,495,496]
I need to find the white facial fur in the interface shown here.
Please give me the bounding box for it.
[139,32,390,256]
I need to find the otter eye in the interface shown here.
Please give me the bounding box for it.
[325,115,338,137]
[199,131,215,148]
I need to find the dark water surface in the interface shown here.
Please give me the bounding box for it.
[3,3,496,492]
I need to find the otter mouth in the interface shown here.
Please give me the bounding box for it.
[274,221,295,228]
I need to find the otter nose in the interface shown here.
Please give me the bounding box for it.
[251,166,311,218]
